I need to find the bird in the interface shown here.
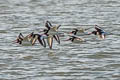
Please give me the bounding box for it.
[69,28,91,36]
[40,21,61,49]
[64,35,85,43]
[45,21,61,35]
[69,28,84,35]
[15,32,33,45]
[88,25,106,39]
[15,32,46,47]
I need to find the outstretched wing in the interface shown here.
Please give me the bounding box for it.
[38,35,46,47]
[47,35,53,49]
[45,21,52,30]
[19,33,24,39]
[16,33,24,44]
[53,35,60,44]
[31,35,38,45]
[57,25,61,29]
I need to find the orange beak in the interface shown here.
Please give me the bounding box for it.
[87,32,92,35]
[68,32,73,34]
[39,30,44,32]
[13,39,18,43]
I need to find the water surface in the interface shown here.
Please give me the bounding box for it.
[0,0,120,80]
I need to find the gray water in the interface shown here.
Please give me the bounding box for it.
[0,0,120,80]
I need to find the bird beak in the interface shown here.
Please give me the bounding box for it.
[39,29,46,33]
[87,32,92,35]
[68,32,73,34]
[13,38,19,43]
[13,40,17,43]
[40,30,43,32]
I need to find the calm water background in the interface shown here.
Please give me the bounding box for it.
[0,0,120,80]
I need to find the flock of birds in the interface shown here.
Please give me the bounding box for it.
[14,21,106,49]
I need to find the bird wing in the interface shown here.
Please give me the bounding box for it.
[53,35,60,44]
[31,35,38,45]
[57,25,61,29]
[38,35,46,47]
[47,35,53,49]
[45,21,52,30]
[19,33,24,39]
